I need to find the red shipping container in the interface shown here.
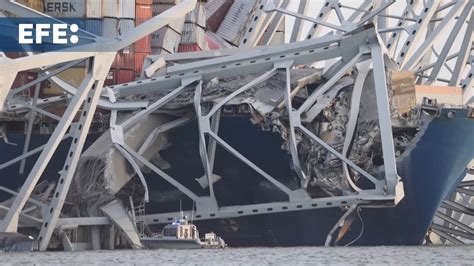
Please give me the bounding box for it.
[11,72,27,89]
[12,71,38,96]
[135,35,151,53]
[112,48,135,70]
[134,52,149,76]
[104,69,117,87]
[116,69,135,84]
[177,43,202,53]
[136,0,153,5]
[135,4,152,25]
[135,4,152,53]
[205,34,221,50]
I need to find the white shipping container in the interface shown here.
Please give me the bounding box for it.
[216,0,255,45]
[204,0,222,17]
[196,26,206,48]
[181,23,194,44]
[152,4,185,33]
[205,0,234,32]
[44,0,85,17]
[181,23,205,47]
[121,0,136,19]
[102,17,118,38]
[86,0,102,18]
[206,31,234,49]
[118,19,135,35]
[151,27,181,53]
[205,0,226,17]
[185,2,206,28]
[102,0,122,18]
[43,0,102,18]
[118,19,135,53]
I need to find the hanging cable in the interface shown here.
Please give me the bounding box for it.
[345,206,364,246]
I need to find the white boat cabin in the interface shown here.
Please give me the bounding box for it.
[162,219,199,240]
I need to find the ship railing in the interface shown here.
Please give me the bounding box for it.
[132,200,147,236]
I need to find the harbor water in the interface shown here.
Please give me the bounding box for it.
[0,245,473,265]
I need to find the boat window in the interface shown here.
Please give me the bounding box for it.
[163,228,177,237]
[170,228,177,236]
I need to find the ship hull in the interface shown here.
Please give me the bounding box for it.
[191,109,474,246]
[0,108,473,246]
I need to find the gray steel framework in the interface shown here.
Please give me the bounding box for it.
[431,178,474,244]
[0,0,472,250]
[0,0,198,250]
[262,0,473,103]
[109,26,401,227]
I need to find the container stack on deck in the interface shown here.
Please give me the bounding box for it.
[150,1,184,55]
[179,1,208,52]
[104,0,136,84]
[205,0,234,32]
[9,0,213,87]
[135,0,153,76]
[16,0,44,12]
[204,0,234,50]
[6,1,38,97]
[215,0,256,46]
[41,0,101,97]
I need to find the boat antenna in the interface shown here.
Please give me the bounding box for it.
[179,199,183,220]
[191,201,195,223]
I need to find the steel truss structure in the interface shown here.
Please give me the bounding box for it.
[431,180,474,244]
[430,161,474,244]
[0,0,472,250]
[0,0,198,250]
[262,0,474,103]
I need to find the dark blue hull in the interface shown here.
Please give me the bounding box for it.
[0,134,100,203]
[0,108,473,246]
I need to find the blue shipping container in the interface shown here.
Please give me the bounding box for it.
[81,19,103,36]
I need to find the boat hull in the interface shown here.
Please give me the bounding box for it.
[141,238,203,249]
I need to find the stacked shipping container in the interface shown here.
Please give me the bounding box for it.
[103,0,136,84]
[216,0,256,46]
[8,1,41,97]
[41,0,103,96]
[16,0,44,12]
[135,1,153,76]
[10,0,213,89]
[40,0,136,89]
[150,1,184,55]
[205,0,234,32]
[179,1,207,52]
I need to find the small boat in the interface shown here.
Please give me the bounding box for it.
[140,216,226,249]
[201,232,227,249]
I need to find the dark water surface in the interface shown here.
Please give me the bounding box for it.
[0,245,472,265]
